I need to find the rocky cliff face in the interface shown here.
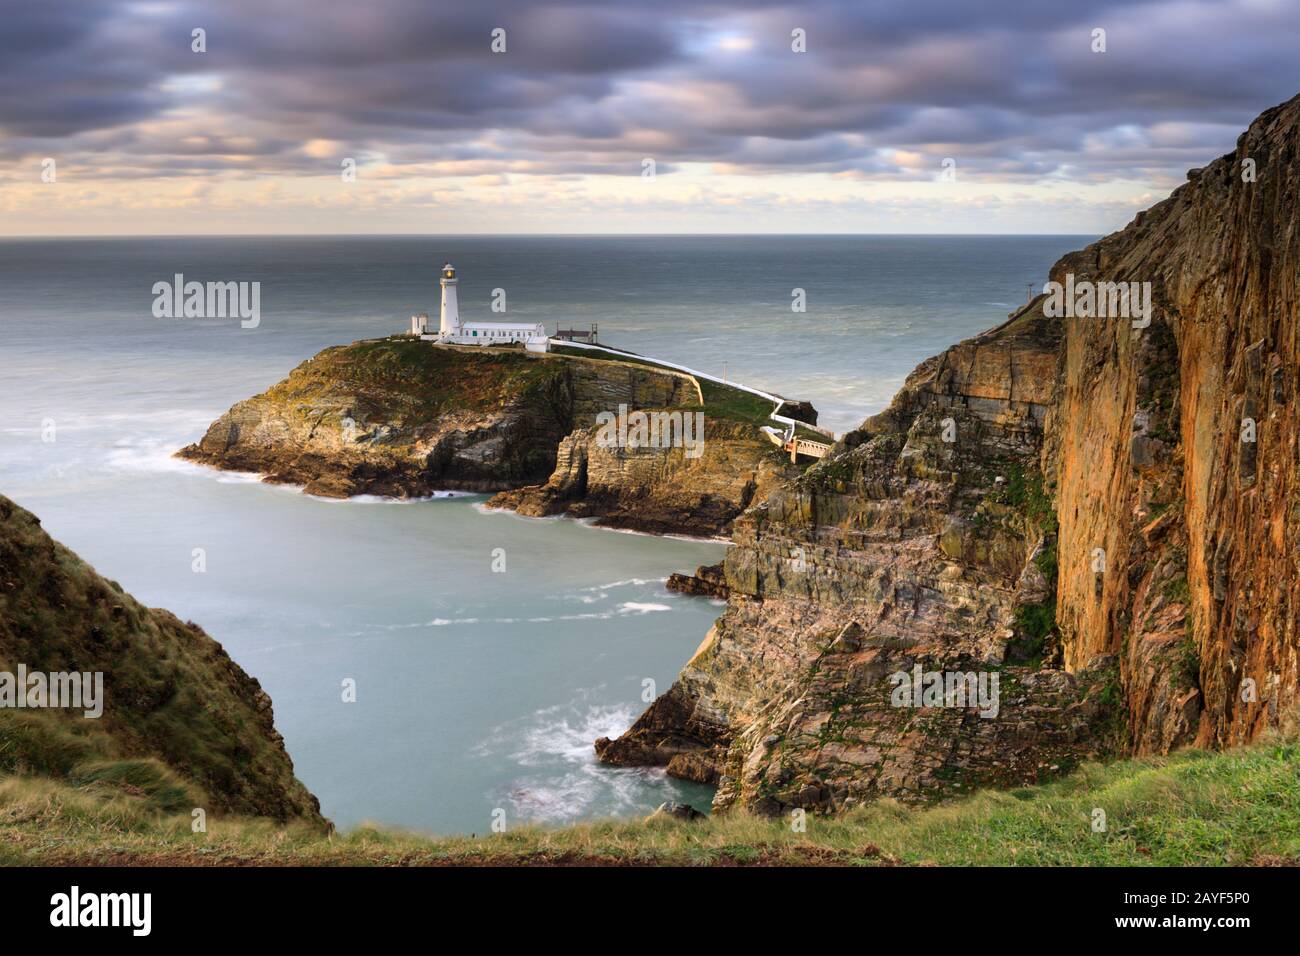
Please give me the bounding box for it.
[0,495,322,823]
[1049,94,1300,755]
[599,307,1119,807]
[487,418,794,537]
[181,339,693,496]
[599,94,1300,814]
[666,563,729,599]
[183,338,803,536]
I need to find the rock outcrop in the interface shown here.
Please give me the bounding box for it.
[488,420,792,537]
[0,495,323,823]
[666,563,730,599]
[181,339,694,496]
[599,93,1300,815]
[182,339,805,537]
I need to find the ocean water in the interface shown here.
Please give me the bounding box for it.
[0,235,1089,833]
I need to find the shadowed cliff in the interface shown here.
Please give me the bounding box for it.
[0,495,323,824]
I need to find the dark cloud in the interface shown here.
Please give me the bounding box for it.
[2,0,1298,182]
[0,2,171,136]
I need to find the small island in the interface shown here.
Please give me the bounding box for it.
[179,262,829,537]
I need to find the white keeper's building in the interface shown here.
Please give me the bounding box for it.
[410,263,548,352]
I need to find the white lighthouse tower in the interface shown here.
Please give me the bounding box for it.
[439,262,460,335]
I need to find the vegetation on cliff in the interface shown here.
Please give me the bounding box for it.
[0,495,322,824]
[179,339,581,495]
[599,300,1093,810]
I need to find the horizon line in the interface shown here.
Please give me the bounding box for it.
[0,231,1103,240]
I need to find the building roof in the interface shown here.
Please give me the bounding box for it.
[459,321,545,331]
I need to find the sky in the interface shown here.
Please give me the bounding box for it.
[3,0,1299,235]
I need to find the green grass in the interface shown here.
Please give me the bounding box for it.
[696,378,784,429]
[293,338,566,423]
[1163,574,1191,604]
[989,463,1058,534]
[3,730,1297,866]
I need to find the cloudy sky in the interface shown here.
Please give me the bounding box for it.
[4,0,1299,235]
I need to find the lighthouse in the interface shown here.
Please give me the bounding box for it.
[414,261,548,351]
[439,262,460,335]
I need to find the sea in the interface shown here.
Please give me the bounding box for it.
[0,235,1090,834]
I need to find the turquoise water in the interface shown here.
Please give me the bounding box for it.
[0,235,1088,833]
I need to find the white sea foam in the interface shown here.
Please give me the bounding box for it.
[617,602,671,614]
[405,610,629,627]
[304,489,476,504]
[580,577,660,591]
[346,490,473,503]
[475,698,690,824]
[214,471,265,484]
[573,517,728,543]
[105,439,211,476]
[472,501,563,519]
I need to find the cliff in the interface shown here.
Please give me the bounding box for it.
[599,93,1300,814]
[486,417,793,537]
[182,339,807,537]
[598,306,1120,807]
[0,495,323,823]
[1048,94,1300,754]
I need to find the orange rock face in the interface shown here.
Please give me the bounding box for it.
[1051,95,1300,753]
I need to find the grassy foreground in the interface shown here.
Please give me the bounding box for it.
[3,732,1297,866]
